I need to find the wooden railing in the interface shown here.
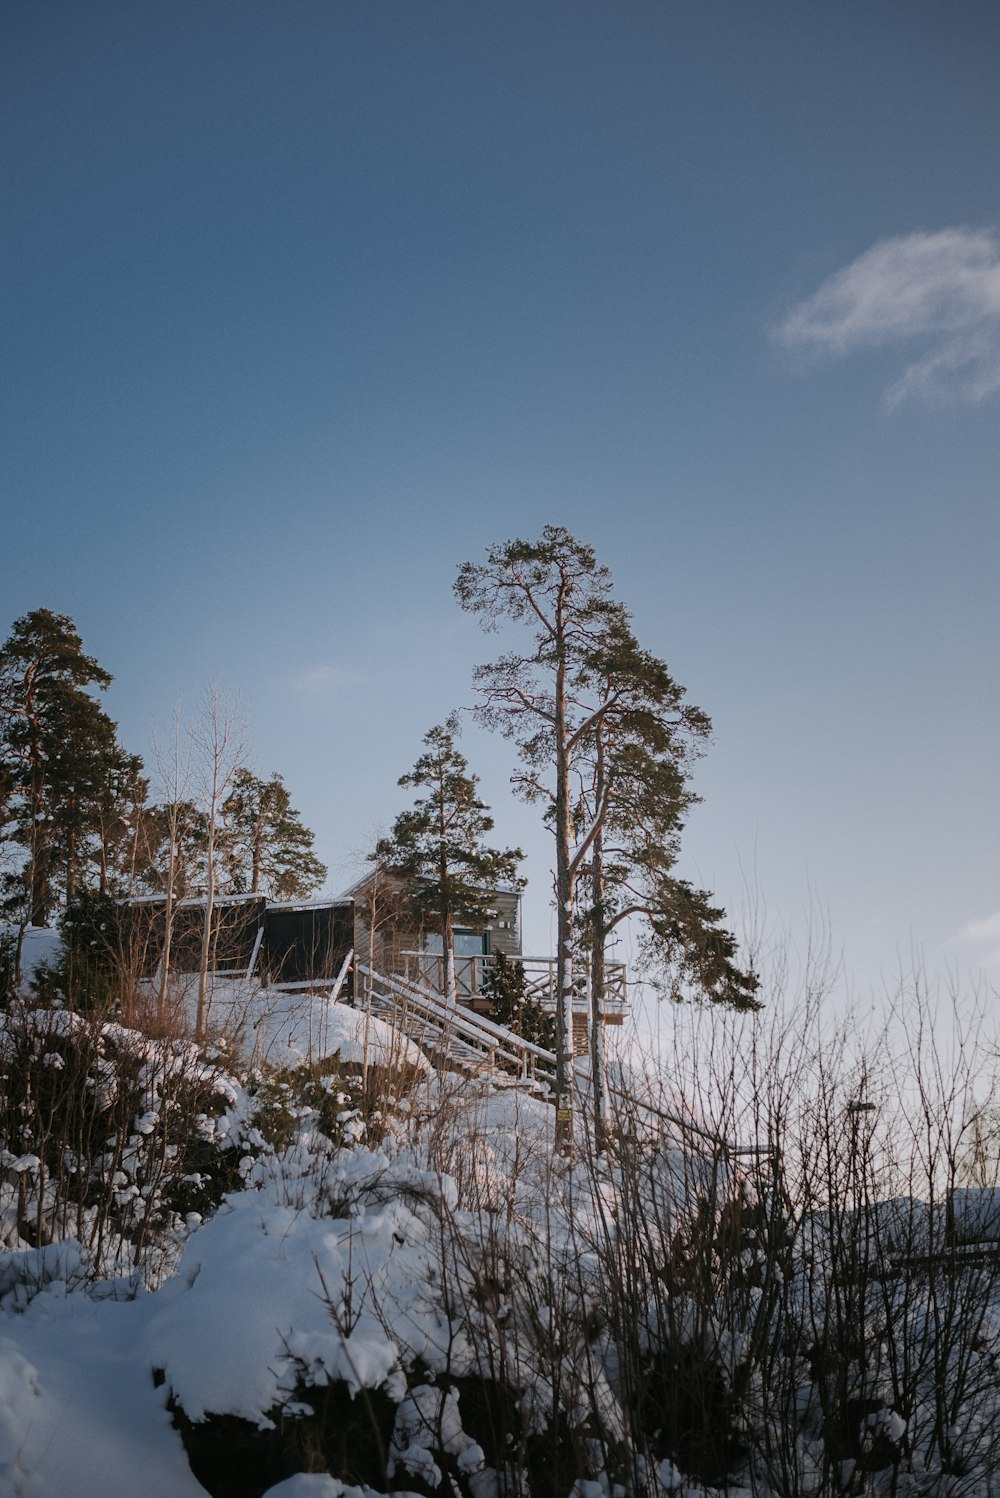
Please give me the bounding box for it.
[398,952,628,1018]
[357,961,768,1155]
[356,962,557,1092]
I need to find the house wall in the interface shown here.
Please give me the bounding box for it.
[347,874,523,970]
[487,889,521,958]
[124,895,354,990]
[263,903,354,987]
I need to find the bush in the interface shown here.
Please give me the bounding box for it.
[0,1003,256,1286]
[248,1049,428,1156]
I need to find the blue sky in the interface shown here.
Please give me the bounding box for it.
[3,1,998,997]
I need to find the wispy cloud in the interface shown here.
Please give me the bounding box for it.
[287,663,352,697]
[956,909,1000,972]
[777,227,1000,408]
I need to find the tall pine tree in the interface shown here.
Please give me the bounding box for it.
[575,614,758,1144]
[133,800,210,899]
[457,527,755,1149]
[456,529,622,1143]
[92,750,150,898]
[375,717,522,1005]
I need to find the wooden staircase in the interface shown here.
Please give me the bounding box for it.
[355,961,556,1095]
[352,963,770,1160]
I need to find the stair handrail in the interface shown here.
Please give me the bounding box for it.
[356,962,556,1082]
[361,963,557,1070]
[356,965,767,1154]
[366,963,557,1066]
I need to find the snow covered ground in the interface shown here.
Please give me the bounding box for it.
[3,989,1000,1498]
[2,1284,207,1498]
[246,990,431,1076]
[0,1083,561,1498]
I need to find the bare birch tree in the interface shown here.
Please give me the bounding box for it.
[188,684,246,1040]
[149,706,196,1024]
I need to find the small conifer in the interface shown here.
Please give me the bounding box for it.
[479,951,555,1050]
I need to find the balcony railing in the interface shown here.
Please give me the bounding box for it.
[399,952,628,1018]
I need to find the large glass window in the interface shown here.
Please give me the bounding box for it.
[424,929,491,957]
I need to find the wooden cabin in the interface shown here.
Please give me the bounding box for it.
[124,875,627,1041]
[344,871,627,1032]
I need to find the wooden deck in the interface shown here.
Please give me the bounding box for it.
[398,951,628,1022]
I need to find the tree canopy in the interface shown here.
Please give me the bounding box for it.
[222,768,327,900]
[0,611,328,1004]
[0,609,123,930]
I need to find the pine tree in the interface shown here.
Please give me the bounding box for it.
[133,800,211,899]
[221,768,327,900]
[92,750,150,898]
[574,617,759,1143]
[0,610,124,947]
[456,527,756,1149]
[42,887,128,1014]
[375,716,523,1005]
[578,624,758,1014]
[456,528,622,1144]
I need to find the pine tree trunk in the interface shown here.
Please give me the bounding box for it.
[440,902,458,1066]
[589,733,609,1152]
[554,617,575,1155]
[444,928,457,1007]
[66,822,77,907]
[27,694,48,929]
[438,820,457,1008]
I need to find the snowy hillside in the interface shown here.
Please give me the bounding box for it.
[2,990,1000,1498]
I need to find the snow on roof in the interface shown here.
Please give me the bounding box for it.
[339,871,522,901]
[125,892,347,911]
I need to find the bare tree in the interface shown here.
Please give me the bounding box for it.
[188,684,247,1040]
[149,706,195,1025]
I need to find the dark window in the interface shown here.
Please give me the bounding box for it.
[122,897,266,975]
[264,903,354,987]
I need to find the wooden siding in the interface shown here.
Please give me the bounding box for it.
[346,872,523,967]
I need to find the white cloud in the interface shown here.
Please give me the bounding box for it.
[958,910,1000,948]
[288,663,351,696]
[777,227,1000,407]
[956,909,1000,973]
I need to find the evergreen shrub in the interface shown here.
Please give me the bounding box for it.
[480,951,555,1050]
